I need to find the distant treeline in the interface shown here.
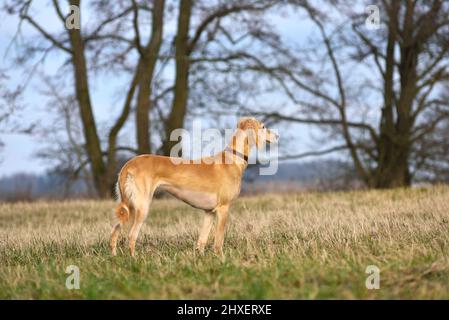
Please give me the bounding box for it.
[0,172,89,202]
[0,160,358,202]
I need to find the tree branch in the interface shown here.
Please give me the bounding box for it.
[131,0,144,56]
[20,14,72,54]
[187,2,274,55]
[256,112,379,144]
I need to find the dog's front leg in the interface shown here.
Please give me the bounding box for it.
[213,205,229,259]
[196,211,215,254]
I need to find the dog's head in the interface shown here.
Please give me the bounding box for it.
[237,117,279,149]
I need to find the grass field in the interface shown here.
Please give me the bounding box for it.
[1,186,449,299]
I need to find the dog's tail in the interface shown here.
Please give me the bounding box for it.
[115,201,130,225]
[114,169,137,225]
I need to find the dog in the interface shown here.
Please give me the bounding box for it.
[110,117,279,257]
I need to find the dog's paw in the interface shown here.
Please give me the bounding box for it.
[196,242,207,255]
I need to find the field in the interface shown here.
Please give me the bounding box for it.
[1,186,449,299]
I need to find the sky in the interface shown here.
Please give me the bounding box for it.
[0,6,60,175]
[0,1,337,177]
[0,3,78,175]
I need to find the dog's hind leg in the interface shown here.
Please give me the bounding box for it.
[110,222,122,256]
[196,211,215,254]
[128,189,153,257]
[110,173,135,256]
[128,203,148,257]
[110,205,135,256]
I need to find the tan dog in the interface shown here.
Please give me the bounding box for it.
[110,117,279,257]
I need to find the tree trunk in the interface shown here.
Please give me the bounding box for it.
[375,1,400,189]
[374,1,416,189]
[161,0,192,156]
[374,145,411,188]
[136,0,165,154]
[136,66,152,154]
[68,0,109,197]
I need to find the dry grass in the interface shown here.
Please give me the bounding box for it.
[1,186,449,299]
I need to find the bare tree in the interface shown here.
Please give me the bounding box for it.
[244,0,449,188]
[36,76,96,196]
[4,0,165,197]
[0,71,35,162]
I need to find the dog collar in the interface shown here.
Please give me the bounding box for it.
[225,147,248,162]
